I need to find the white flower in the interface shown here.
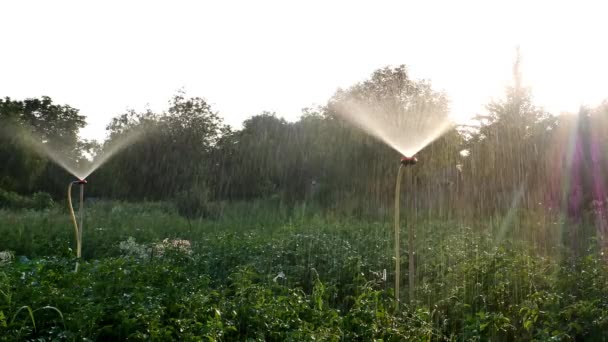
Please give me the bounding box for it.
[119,237,193,259]
[273,271,286,282]
[119,237,151,260]
[0,251,14,265]
[153,238,193,257]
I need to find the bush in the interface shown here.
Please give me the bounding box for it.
[0,188,54,210]
[175,186,221,219]
[32,192,54,210]
[0,188,27,208]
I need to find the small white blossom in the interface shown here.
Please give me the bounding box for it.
[153,238,193,257]
[0,251,14,265]
[273,271,286,282]
[119,237,193,259]
[119,237,151,260]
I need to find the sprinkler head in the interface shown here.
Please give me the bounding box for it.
[74,179,87,185]
[400,156,418,166]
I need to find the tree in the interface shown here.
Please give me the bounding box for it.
[209,63,463,215]
[321,65,462,215]
[210,112,288,199]
[0,96,86,193]
[462,51,554,215]
[95,92,228,200]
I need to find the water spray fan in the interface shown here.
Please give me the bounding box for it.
[394,155,417,307]
[68,178,87,272]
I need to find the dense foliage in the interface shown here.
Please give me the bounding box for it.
[0,202,607,340]
[0,97,86,195]
[0,189,53,211]
[2,64,608,229]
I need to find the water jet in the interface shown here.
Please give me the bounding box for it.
[11,125,146,269]
[333,82,453,309]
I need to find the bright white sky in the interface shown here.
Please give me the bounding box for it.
[1,0,607,141]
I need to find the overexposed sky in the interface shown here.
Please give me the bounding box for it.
[1,0,607,141]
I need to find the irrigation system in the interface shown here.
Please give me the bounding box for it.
[394,155,417,307]
[68,178,87,272]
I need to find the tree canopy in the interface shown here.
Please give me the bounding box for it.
[1,61,607,240]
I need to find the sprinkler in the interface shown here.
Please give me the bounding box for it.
[394,156,417,308]
[68,179,87,272]
[400,156,418,166]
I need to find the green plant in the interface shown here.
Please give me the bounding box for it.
[174,186,222,219]
[0,201,607,340]
[0,189,53,210]
[31,192,54,210]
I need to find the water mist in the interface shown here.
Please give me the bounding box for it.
[13,126,146,270]
[334,94,453,307]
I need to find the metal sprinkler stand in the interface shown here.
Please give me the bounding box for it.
[394,156,417,308]
[68,179,87,272]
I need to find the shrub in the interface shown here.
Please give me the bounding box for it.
[0,250,14,265]
[32,192,54,210]
[0,188,53,210]
[175,186,221,219]
[0,188,27,208]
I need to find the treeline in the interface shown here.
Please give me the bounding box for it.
[2,64,608,231]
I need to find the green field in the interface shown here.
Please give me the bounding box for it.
[1,201,606,341]
[3,57,608,341]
